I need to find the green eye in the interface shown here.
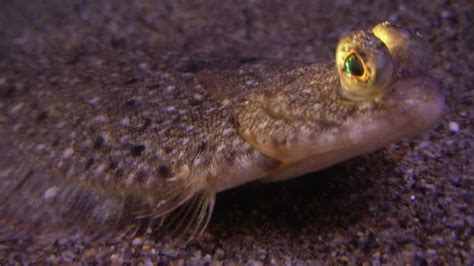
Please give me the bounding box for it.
[336,30,394,101]
[344,53,364,76]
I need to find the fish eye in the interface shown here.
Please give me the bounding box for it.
[343,53,364,77]
[336,30,394,101]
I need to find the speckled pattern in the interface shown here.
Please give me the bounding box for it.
[0,0,472,264]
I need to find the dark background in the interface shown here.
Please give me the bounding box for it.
[0,0,472,264]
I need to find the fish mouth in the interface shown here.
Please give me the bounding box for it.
[263,74,444,182]
[309,73,444,155]
[339,74,444,155]
[381,75,444,139]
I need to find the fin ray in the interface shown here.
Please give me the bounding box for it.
[152,190,216,241]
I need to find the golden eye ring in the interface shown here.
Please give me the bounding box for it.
[335,30,394,102]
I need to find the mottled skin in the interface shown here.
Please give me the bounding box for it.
[0,22,443,239]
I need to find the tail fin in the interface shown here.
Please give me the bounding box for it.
[0,139,127,243]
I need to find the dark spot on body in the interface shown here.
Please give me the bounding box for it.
[178,61,200,73]
[117,60,127,67]
[125,99,137,108]
[94,136,105,149]
[151,63,160,70]
[26,130,37,138]
[238,56,259,64]
[85,158,94,170]
[131,144,146,157]
[72,116,84,127]
[125,77,139,85]
[51,138,60,147]
[158,165,173,178]
[29,101,39,109]
[149,83,161,90]
[109,160,118,170]
[197,142,207,152]
[164,128,175,138]
[34,70,45,76]
[164,146,173,154]
[111,38,126,49]
[49,77,60,86]
[134,170,147,184]
[189,98,201,106]
[115,168,124,179]
[418,259,428,266]
[13,171,34,191]
[65,51,84,65]
[0,84,16,98]
[36,111,48,122]
[362,231,377,254]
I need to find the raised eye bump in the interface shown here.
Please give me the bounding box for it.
[335,30,394,101]
[372,21,427,75]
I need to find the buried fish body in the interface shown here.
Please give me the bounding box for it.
[0,22,443,239]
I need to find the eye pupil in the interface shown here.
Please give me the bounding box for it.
[344,53,364,76]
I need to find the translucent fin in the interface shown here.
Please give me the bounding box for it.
[0,138,213,243]
[0,144,126,241]
[156,190,216,242]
